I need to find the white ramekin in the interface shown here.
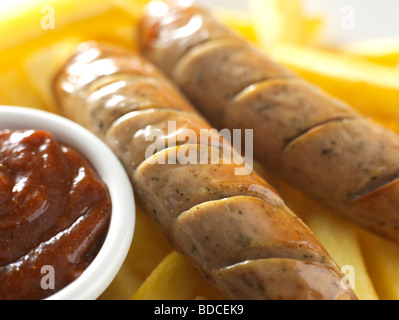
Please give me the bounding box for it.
[0,106,135,300]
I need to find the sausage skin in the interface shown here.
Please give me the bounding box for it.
[53,41,356,300]
[139,1,399,244]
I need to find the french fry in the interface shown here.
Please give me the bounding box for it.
[340,38,399,67]
[249,0,323,51]
[124,205,172,279]
[270,44,399,123]
[215,10,257,43]
[358,230,399,300]
[100,204,173,300]
[300,17,324,47]
[0,0,137,52]
[22,37,83,112]
[113,0,151,19]
[132,251,216,300]
[98,265,146,300]
[0,0,143,75]
[373,116,399,134]
[0,87,9,105]
[0,0,114,64]
[304,203,379,300]
[0,68,48,110]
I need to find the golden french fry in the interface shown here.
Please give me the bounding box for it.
[304,204,379,300]
[216,10,257,43]
[270,44,399,123]
[0,0,111,60]
[98,264,146,300]
[0,68,48,110]
[124,205,172,279]
[132,251,216,300]
[358,230,399,300]
[373,116,399,134]
[250,0,301,50]
[0,87,9,105]
[0,0,142,75]
[0,0,129,51]
[22,37,83,112]
[113,0,151,19]
[300,17,324,46]
[341,38,399,67]
[249,0,323,51]
[100,204,173,300]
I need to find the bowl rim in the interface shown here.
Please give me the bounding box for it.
[0,106,135,300]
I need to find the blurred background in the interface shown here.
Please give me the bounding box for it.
[2,0,399,43]
[199,0,399,44]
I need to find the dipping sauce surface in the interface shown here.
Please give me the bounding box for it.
[0,129,112,300]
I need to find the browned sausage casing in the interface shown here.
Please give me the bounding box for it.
[53,41,356,300]
[139,1,399,244]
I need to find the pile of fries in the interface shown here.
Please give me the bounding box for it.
[1,0,399,300]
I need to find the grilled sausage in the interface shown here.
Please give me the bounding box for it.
[139,1,399,244]
[53,41,356,300]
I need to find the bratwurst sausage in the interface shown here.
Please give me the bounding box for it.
[53,41,356,300]
[139,1,399,243]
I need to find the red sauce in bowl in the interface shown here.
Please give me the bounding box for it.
[0,129,112,300]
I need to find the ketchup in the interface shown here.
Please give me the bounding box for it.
[0,129,112,300]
